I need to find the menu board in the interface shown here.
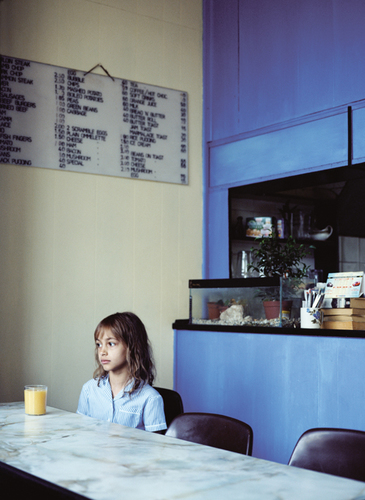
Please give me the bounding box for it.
[0,56,188,184]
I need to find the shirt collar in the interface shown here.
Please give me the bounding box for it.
[103,375,135,399]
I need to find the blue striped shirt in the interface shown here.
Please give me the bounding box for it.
[77,377,167,432]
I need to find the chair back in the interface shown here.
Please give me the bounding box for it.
[288,427,365,482]
[165,412,253,456]
[153,387,184,428]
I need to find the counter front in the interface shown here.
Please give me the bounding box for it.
[173,323,365,464]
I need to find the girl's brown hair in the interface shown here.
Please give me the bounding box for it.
[93,312,156,394]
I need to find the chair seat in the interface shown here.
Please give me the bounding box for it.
[288,427,365,482]
[165,412,253,456]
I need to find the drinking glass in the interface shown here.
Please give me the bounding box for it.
[24,385,47,415]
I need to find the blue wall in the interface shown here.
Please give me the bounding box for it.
[203,0,365,279]
[204,0,365,142]
[174,329,365,464]
[178,0,365,466]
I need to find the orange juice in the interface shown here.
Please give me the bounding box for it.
[24,385,47,415]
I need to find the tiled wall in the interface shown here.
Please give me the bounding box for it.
[339,236,365,272]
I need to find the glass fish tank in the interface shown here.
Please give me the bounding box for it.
[189,277,306,327]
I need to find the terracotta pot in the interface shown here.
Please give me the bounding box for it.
[207,302,220,319]
[218,305,229,316]
[263,300,292,320]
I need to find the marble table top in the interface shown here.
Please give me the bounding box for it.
[1,402,365,500]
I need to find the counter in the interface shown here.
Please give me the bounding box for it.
[1,403,365,499]
[173,319,365,338]
[173,322,365,464]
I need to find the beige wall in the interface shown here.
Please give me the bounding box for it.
[0,0,202,411]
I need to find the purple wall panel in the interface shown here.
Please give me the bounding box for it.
[205,0,365,141]
[209,112,348,188]
[174,329,365,464]
[333,1,365,103]
[204,0,240,141]
[206,187,229,278]
[185,0,365,468]
[203,0,365,276]
[353,107,365,164]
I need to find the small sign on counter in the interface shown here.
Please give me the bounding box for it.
[323,272,364,308]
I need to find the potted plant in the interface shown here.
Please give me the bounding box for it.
[207,299,229,319]
[249,236,313,319]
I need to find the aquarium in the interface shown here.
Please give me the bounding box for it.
[189,277,308,327]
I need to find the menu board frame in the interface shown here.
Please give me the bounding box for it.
[0,55,189,185]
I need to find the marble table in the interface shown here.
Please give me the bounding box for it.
[1,402,365,500]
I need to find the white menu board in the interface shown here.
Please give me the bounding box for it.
[0,56,188,184]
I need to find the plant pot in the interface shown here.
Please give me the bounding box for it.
[263,300,292,320]
[218,305,229,316]
[207,302,220,319]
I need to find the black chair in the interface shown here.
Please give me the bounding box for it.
[153,387,184,429]
[165,412,253,456]
[288,427,365,482]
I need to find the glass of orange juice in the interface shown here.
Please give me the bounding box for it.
[24,385,47,415]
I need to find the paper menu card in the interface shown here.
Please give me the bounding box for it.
[324,272,364,299]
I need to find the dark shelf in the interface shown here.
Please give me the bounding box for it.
[231,237,335,245]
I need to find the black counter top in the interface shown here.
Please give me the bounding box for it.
[173,319,365,339]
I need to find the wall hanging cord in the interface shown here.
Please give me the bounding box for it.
[84,64,115,81]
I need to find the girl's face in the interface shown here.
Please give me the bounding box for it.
[95,328,129,376]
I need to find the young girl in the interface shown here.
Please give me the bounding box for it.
[77,312,167,432]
